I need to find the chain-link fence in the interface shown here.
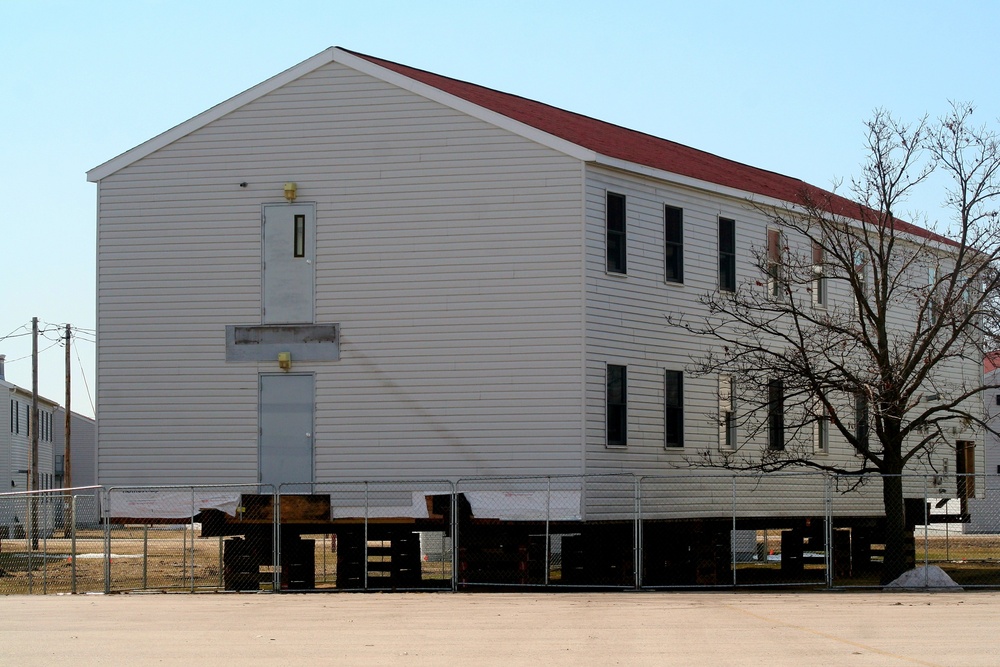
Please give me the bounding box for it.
[4,474,1000,594]
[0,487,103,594]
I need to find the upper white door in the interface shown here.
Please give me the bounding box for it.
[262,203,315,324]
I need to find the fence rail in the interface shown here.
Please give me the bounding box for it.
[2,473,999,594]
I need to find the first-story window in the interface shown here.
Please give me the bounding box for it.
[607,364,627,446]
[855,392,869,451]
[768,379,784,450]
[665,370,684,447]
[814,415,829,453]
[719,374,736,450]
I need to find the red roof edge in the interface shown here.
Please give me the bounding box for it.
[343,48,955,247]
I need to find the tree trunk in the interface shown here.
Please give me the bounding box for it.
[880,473,913,584]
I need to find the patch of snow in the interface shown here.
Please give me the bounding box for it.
[885,565,963,591]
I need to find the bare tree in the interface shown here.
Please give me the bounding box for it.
[679,104,1000,583]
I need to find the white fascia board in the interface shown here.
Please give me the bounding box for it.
[87,49,338,182]
[592,154,801,215]
[331,49,596,163]
[593,154,954,251]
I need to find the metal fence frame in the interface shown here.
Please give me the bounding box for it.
[3,473,1000,594]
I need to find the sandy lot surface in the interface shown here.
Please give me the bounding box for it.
[0,591,995,666]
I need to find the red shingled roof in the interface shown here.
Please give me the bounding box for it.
[347,49,951,246]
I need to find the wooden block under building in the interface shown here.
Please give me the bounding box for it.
[239,494,331,523]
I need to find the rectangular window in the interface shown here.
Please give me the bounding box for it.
[719,217,736,292]
[607,365,627,447]
[812,241,827,306]
[665,370,684,447]
[719,374,736,450]
[767,229,783,299]
[854,250,869,314]
[606,192,626,274]
[855,392,869,450]
[814,411,829,454]
[293,214,306,258]
[664,205,683,283]
[768,379,784,450]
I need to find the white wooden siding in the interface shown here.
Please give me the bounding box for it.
[581,164,982,510]
[96,62,585,485]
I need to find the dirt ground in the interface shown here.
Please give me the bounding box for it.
[0,591,997,666]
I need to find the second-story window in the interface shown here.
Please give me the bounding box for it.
[767,229,784,299]
[719,218,736,292]
[606,192,626,274]
[812,241,827,307]
[664,205,683,283]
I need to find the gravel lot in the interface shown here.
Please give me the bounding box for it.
[0,591,995,666]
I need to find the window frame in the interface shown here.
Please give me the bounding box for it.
[766,229,784,299]
[767,379,785,451]
[606,364,628,447]
[719,374,736,450]
[812,240,827,307]
[664,370,684,448]
[664,205,684,284]
[719,217,736,292]
[606,192,627,275]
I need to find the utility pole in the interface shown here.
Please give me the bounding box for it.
[64,324,73,536]
[30,316,39,549]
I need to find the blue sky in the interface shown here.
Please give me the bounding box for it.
[2,0,999,417]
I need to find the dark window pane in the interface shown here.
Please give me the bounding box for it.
[607,193,626,273]
[719,218,736,292]
[293,214,306,258]
[664,206,683,283]
[768,380,784,450]
[607,365,627,446]
[665,370,683,447]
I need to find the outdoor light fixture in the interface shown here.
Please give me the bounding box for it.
[278,351,292,370]
[283,182,297,202]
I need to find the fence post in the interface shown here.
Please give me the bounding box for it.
[273,486,281,593]
[636,476,642,590]
[70,495,77,595]
[103,489,111,595]
[545,476,551,588]
[451,481,458,593]
[190,488,196,593]
[363,482,370,591]
[731,476,738,587]
[924,476,929,587]
[142,524,148,590]
[825,473,833,589]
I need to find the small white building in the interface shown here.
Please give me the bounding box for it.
[1,355,59,535]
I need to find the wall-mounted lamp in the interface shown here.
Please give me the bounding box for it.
[278,351,292,371]
[283,182,297,202]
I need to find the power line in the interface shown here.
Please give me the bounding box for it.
[73,342,96,416]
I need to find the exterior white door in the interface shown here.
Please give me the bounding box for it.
[258,374,314,487]
[262,203,315,324]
